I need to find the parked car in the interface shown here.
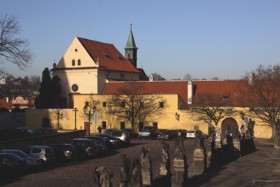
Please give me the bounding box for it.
[158,129,177,140]
[122,128,138,139]
[8,127,34,137]
[69,138,108,159]
[97,134,122,148]
[0,153,27,173]
[109,130,130,146]
[186,130,196,138]
[32,127,57,136]
[176,129,187,138]
[23,145,56,164]
[138,126,159,139]
[85,136,115,150]
[0,149,42,168]
[47,144,78,161]
[104,129,116,135]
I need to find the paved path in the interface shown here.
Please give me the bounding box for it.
[188,139,280,187]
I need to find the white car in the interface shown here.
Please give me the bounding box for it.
[186,130,196,138]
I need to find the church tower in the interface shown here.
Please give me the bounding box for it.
[125,22,138,68]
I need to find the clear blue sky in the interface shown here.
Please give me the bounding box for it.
[1,0,280,80]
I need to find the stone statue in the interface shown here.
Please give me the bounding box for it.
[119,154,131,187]
[232,125,239,139]
[174,137,185,159]
[94,166,101,187]
[161,141,170,163]
[160,141,171,176]
[140,146,151,168]
[139,146,153,185]
[98,166,113,187]
[214,126,221,141]
[195,132,204,148]
[208,124,215,143]
[130,159,142,187]
[248,118,255,138]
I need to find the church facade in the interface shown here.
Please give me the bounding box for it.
[24,24,272,139]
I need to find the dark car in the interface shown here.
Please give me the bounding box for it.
[109,130,130,146]
[69,138,108,159]
[8,127,34,137]
[23,145,56,164]
[0,153,27,173]
[32,127,57,136]
[158,129,177,140]
[138,126,159,139]
[97,134,122,148]
[123,128,138,139]
[47,144,78,161]
[85,136,115,150]
[0,149,42,168]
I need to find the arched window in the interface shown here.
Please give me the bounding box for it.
[72,59,75,66]
[78,59,81,66]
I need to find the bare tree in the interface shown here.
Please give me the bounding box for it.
[243,65,280,139]
[188,93,232,133]
[108,82,165,131]
[183,73,192,80]
[151,73,166,81]
[0,15,32,70]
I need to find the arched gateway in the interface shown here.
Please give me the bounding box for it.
[221,118,238,139]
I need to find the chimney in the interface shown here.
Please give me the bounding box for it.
[248,73,254,85]
[188,80,193,104]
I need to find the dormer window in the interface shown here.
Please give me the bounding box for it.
[117,55,123,60]
[78,59,81,66]
[72,59,75,66]
[103,54,110,59]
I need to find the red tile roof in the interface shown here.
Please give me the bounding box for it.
[192,80,249,106]
[78,37,140,73]
[103,81,189,104]
[102,80,250,107]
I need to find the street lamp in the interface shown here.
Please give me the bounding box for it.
[83,103,96,135]
[56,110,63,130]
[73,107,78,130]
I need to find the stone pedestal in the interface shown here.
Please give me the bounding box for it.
[233,138,241,157]
[172,158,187,187]
[192,148,205,175]
[141,167,152,186]
[215,140,222,149]
[160,162,171,176]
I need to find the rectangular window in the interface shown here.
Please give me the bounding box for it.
[102,121,107,129]
[102,102,107,107]
[140,102,144,107]
[159,102,164,108]
[120,122,125,130]
[85,101,89,107]
[153,122,158,128]
[120,101,125,108]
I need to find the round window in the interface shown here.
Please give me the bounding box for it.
[72,84,79,92]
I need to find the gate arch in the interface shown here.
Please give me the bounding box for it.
[221,118,238,139]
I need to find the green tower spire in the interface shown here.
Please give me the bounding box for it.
[125,22,138,68]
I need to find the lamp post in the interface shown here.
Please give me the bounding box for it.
[83,103,96,135]
[56,110,63,130]
[73,107,78,130]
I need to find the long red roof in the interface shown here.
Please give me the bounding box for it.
[102,80,250,106]
[78,37,140,73]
